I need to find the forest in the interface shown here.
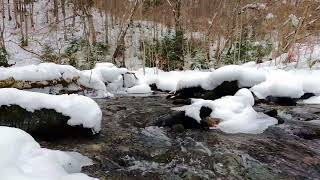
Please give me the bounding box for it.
[0,0,319,70]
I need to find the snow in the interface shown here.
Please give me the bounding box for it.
[299,96,320,105]
[243,44,320,70]
[251,69,320,99]
[250,70,304,99]
[135,68,211,92]
[136,66,266,93]
[0,88,102,133]
[0,63,79,81]
[135,66,266,94]
[0,62,139,98]
[79,63,137,96]
[0,126,97,180]
[201,65,266,90]
[173,89,278,134]
[127,84,152,94]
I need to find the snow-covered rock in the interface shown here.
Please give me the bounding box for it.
[0,126,97,180]
[299,96,320,105]
[201,65,266,91]
[173,89,278,134]
[0,88,102,133]
[251,69,320,99]
[135,68,211,92]
[0,62,140,98]
[79,63,138,96]
[127,84,152,94]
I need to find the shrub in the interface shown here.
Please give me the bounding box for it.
[0,48,8,67]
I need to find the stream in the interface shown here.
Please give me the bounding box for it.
[39,94,320,180]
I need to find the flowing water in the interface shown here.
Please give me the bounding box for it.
[39,94,320,179]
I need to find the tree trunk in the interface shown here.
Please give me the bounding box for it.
[112,0,141,67]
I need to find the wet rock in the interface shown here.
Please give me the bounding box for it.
[149,83,159,91]
[265,96,297,106]
[300,93,315,100]
[171,124,185,133]
[172,98,192,105]
[154,110,203,129]
[0,105,95,139]
[174,81,240,100]
[257,93,316,106]
[200,106,212,119]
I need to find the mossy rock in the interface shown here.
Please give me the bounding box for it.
[0,105,95,139]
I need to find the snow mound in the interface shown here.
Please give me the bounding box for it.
[127,84,152,94]
[0,88,102,133]
[251,69,320,99]
[299,96,320,105]
[135,66,265,93]
[79,63,137,95]
[0,126,97,180]
[201,65,266,90]
[135,68,212,92]
[0,62,139,98]
[0,63,80,81]
[173,89,277,134]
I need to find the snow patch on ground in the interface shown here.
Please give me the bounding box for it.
[0,126,97,180]
[0,88,102,133]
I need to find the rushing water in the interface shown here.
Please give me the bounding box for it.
[39,95,320,179]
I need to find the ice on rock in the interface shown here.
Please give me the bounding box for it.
[0,126,97,180]
[174,89,278,134]
[0,88,102,133]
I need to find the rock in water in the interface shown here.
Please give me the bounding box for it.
[174,81,240,100]
[0,105,95,139]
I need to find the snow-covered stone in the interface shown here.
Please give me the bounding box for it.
[0,88,102,133]
[251,69,320,99]
[201,65,266,91]
[0,63,80,82]
[173,89,278,134]
[127,84,152,94]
